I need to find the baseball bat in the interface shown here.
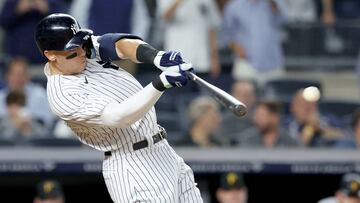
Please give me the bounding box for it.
[186,71,247,117]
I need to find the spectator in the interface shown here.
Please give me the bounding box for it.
[333,109,360,149]
[285,0,317,23]
[70,0,149,75]
[288,89,343,147]
[176,96,221,147]
[216,172,248,203]
[319,0,360,24]
[0,0,67,64]
[318,173,360,203]
[0,57,54,127]
[283,0,356,24]
[321,0,336,26]
[223,0,288,83]
[33,180,65,203]
[70,0,133,35]
[217,80,256,146]
[0,91,46,143]
[237,101,298,148]
[157,0,222,78]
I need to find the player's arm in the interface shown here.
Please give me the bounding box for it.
[115,38,187,71]
[98,34,187,70]
[101,63,193,128]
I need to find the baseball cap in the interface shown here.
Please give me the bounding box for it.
[340,173,360,198]
[36,180,64,199]
[219,172,246,190]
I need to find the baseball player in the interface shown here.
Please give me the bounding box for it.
[35,13,203,203]
[318,173,360,203]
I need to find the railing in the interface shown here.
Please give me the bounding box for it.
[0,147,359,174]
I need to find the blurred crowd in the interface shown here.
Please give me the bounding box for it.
[0,0,359,150]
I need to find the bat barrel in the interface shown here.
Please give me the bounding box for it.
[185,71,247,117]
[231,104,247,117]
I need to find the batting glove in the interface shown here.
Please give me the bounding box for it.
[152,63,193,91]
[153,51,186,71]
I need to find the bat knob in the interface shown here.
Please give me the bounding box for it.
[232,105,247,117]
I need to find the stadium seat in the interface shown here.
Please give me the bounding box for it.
[156,112,183,132]
[164,131,184,145]
[318,100,360,126]
[136,72,158,86]
[154,90,179,112]
[0,139,14,146]
[25,137,82,147]
[264,78,322,100]
[31,76,47,88]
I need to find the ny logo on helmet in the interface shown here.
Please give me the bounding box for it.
[70,24,79,35]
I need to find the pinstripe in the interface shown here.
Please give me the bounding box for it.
[147,146,176,192]
[130,152,161,199]
[157,146,178,184]
[126,155,155,201]
[112,163,123,202]
[147,148,176,202]
[139,150,170,202]
[117,159,129,202]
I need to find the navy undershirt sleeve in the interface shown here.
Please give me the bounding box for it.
[97,33,142,62]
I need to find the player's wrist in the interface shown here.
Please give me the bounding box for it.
[152,75,167,91]
[136,43,160,64]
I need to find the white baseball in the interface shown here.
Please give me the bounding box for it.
[302,86,321,102]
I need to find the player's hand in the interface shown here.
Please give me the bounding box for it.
[152,63,193,91]
[153,51,185,71]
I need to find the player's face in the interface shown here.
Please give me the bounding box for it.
[50,47,87,74]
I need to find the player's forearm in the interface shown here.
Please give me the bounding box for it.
[101,84,163,128]
[115,39,145,62]
[115,39,160,65]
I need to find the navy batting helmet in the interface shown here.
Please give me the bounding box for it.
[35,13,94,56]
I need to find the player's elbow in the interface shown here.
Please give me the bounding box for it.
[102,118,133,128]
[101,111,131,128]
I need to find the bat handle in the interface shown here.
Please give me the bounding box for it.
[185,71,196,81]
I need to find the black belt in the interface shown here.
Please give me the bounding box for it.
[105,128,167,156]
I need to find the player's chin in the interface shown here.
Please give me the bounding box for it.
[79,60,87,70]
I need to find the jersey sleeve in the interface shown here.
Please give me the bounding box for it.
[93,33,142,62]
[56,91,113,125]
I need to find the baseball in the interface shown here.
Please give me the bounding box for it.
[302,86,321,102]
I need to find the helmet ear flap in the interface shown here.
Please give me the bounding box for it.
[83,38,96,59]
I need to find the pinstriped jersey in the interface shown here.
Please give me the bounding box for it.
[44,35,158,151]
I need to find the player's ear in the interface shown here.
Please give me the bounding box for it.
[44,50,56,62]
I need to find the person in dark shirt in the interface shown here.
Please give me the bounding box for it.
[237,101,298,148]
[177,96,221,148]
[0,0,67,64]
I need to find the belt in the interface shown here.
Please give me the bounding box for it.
[104,128,167,156]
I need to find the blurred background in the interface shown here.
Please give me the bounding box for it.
[1,0,360,202]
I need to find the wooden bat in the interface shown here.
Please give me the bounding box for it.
[186,72,247,117]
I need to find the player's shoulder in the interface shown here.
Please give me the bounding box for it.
[47,74,85,96]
